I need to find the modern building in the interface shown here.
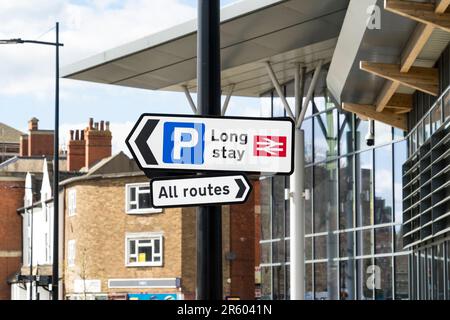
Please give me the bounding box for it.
[0,122,22,164]
[61,0,450,300]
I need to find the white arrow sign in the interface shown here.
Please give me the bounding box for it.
[126,114,294,175]
[150,174,252,208]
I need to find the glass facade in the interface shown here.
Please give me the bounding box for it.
[259,80,409,300]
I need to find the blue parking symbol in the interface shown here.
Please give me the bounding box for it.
[162,122,205,164]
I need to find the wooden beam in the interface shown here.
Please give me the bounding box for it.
[342,102,408,131]
[385,0,450,33]
[386,93,413,109]
[373,0,449,113]
[435,0,450,14]
[376,81,400,111]
[360,61,439,96]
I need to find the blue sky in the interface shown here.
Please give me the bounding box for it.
[0,0,260,153]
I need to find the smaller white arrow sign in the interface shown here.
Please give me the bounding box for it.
[150,174,252,208]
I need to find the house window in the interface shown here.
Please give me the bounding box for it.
[125,233,163,267]
[68,240,76,267]
[68,189,77,217]
[125,183,161,214]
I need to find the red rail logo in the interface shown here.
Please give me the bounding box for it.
[253,136,287,157]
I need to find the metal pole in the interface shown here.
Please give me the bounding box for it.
[196,0,222,301]
[221,84,235,116]
[264,61,295,120]
[29,203,33,301]
[290,64,306,300]
[296,60,323,129]
[52,21,60,300]
[182,85,197,114]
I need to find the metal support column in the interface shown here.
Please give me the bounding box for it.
[196,0,222,300]
[290,64,306,300]
[221,84,235,116]
[182,85,198,114]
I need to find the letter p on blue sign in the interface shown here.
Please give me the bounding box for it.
[163,122,205,164]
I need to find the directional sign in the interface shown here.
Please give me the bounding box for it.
[126,114,294,175]
[150,174,252,208]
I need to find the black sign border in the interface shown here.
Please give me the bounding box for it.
[149,173,253,209]
[125,113,295,176]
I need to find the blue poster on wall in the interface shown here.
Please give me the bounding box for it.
[128,293,178,300]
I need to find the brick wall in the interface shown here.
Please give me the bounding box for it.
[228,179,258,300]
[28,132,54,157]
[0,179,25,300]
[63,176,185,297]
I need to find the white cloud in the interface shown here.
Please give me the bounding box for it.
[0,0,196,98]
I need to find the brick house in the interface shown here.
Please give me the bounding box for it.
[0,122,22,164]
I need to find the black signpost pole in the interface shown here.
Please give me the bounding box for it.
[196,0,222,300]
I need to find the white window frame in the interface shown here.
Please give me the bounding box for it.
[68,189,77,217]
[125,232,163,267]
[125,183,162,214]
[68,239,76,267]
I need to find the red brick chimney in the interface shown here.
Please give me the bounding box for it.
[19,134,28,156]
[67,129,86,171]
[19,117,54,157]
[84,118,112,169]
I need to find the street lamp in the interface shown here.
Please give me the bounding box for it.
[0,22,64,300]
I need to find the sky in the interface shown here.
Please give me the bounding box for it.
[0,0,260,155]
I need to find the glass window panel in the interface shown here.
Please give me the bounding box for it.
[260,94,272,118]
[305,166,313,234]
[447,242,450,299]
[260,178,272,240]
[357,229,373,256]
[314,262,328,300]
[358,258,374,300]
[374,227,392,254]
[375,256,393,300]
[424,113,431,141]
[260,242,271,264]
[443,90,450,123]
[130,204,137,210]
[272,93,284,117]
[356,151,373,227]
[130,187,136,202]
[393,128,405,140]
[426,248,433,299]
[305,237,312,260]
[272,265,285,300]
[286,265,290,300]
[417,122,424,147]
[138,192,151,209]
[314,160,338,233]
[302,119,313,164]
[394,141,407,225]
[129,240,136,255]
[339,111,354,155]
[434,243,445,300]
[314,110,338,162]
[260,267,272,300]
[375,145,393,224]
[314,235,327,260]
[431,102,442,134]
[375,121,392,146]
[285,239,290,263]
[138,246,152,262]
[340,260,355,300]
[356,117,369,151]
[272,176,285,240]
[154,239,160,254]
[339,156,354,230]
[305,264,313,300]
[272,240,284,264]
[339,231,354,258]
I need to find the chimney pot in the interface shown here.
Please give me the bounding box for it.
[28,117,39,131]
[75,130,80,140]
[94,122,99,130]
[105,121,110,131]
[70,130,74,141]
[80,130,85,141]
[89,118,94,129]
[100,120,105,131]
